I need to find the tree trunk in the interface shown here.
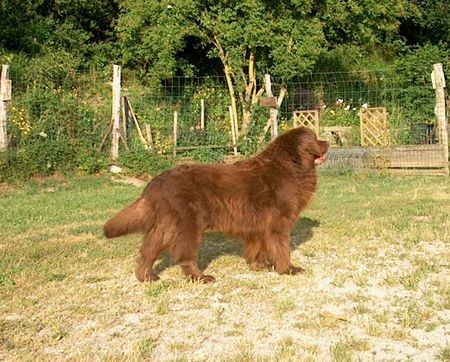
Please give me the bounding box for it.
[241,51,256,135]
[214,36,239,137]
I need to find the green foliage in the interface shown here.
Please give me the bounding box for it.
[321,107,359,127]
[238,108,271,156]
[384,43,449,142]
[321,0,413,48]
[0,142,74,181]
[134,82,231,132]
[187,84,230,131]
[7,72,109,159]
[0,141,106,182]
[118,148,174,177]
[400,0,450,47]
[118,0,325,80]
[74,145,109,174]
[0,0,118,65]
[186,148,225,163]
[25,50,81,89]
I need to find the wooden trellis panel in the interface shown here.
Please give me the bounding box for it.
[360,107,389,146]
[293,110,320,136]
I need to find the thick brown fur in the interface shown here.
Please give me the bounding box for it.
[104,127,329,283]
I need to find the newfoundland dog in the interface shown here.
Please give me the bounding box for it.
[104,127,328,282]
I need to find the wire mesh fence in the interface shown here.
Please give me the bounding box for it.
[121,75,235,155]
[6,68,111,149]
[1,63,448,177]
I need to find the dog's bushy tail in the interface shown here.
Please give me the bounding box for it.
[103,198,150,238]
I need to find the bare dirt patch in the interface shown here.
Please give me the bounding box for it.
[111,176,147,188]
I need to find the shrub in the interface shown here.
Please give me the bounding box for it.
[0,141,75,182]
[186,148,225,163]
[0,141,107,182]
[321,107,359,127]
[386,43,449,127]
[118,148,174,177]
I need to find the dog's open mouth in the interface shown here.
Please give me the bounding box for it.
[314,154,327,166]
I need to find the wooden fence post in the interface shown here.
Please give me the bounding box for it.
[431,63,449,174]
[200,98,205,130]
[111,64,121,160]
[173,111,178,157]
[145,124,153,150]
[265,74,278,139]
[0,64,10,151]
[121,96,127,142]
[229,106,238,155]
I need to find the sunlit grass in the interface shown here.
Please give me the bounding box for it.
[0,173,449,361]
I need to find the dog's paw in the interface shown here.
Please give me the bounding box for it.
[190,274,216,283]
[146,273,161,282]
[288,265,305,275]
[249,261,271,271]
[135,268,160,282]
[200,275,216,283]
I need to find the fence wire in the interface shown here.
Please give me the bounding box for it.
[3,65,449,176]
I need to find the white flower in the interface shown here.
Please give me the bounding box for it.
[336,98,344,105]
[362,103,369,109]
[167,4,173,9]
[39,131,47,138]
[344,105,350,110]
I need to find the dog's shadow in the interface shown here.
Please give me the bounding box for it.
[289,217,320,249]
[154,217,320,274]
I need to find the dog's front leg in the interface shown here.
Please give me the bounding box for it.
[265,231,304,275]
[243,239,272,271]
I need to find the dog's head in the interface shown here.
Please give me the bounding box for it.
[275,127,329,167]
[299,127,329,166]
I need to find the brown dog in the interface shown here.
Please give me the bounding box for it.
[104,127,328,282]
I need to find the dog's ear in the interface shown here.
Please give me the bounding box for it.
[299,132,321,157]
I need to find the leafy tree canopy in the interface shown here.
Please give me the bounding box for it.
[118,0,325,81]
[117,0,421,80]
[400,0,450,46]
[0,0,119,58]
[319,0,414,47]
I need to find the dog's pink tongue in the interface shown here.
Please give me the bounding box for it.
[314,155,327,166]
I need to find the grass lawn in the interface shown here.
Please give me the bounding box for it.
[0,173,449,361]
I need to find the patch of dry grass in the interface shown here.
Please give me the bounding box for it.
[0,174,449,361]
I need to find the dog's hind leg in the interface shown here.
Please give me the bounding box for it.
[135,232,164,282]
